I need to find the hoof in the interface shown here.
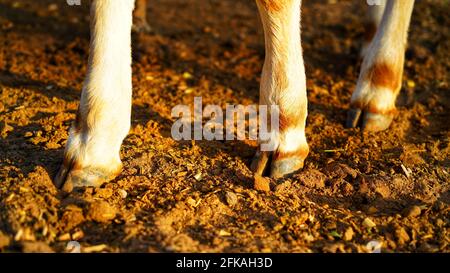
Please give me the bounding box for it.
[346,108,394,132]
[55,161,120,193]
[250,149,307,179]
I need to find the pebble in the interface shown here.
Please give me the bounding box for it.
[254,174,270,192]
[225,191,238,206]
[395,227,410,245]
[194,172,203,181]
[362,217,376,229]
[118,189,128,199]
[343,227,354,241]
[404,205,421,218]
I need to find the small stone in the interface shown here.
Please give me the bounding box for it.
[362,217,376,229]
[343,227,354,241]
[83,244,107,253]
[58,233,71,241]
[404,205,421,218]
[407,80,416,88]
[118,189,128,199]
[72,230,84,240]
[367,206,378,214]
[182,72,193,79]
[395,227,410,245]
[225,191,238,206]
[87,201,117,223]
[254,174,270,192]
[194,172,203,181]
[218,230,231,236]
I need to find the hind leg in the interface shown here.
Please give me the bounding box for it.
[347,0,415,132]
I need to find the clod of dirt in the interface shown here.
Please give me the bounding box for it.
[254,174,270,192]
[359,175,392,199]
[323,163,358,179]
[362,217,376,229]
[21,242,54,253]
[297,170,326,189]
[404,205,422,218]
[0,231,11,249]
[60,205,85,231]
[87,201,117,223]
[225,191,238,206]
[94,188,114,199]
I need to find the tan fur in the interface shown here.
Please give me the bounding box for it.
[258,0,292,13]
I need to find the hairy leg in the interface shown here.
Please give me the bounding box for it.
[361,0,386,58]
[251,0,309,179]
[55,0,135,191]
[347,0,414,131]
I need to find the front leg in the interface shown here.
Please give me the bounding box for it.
[252,0,309,179]
[347,0,414,131]
[55,0,135,191]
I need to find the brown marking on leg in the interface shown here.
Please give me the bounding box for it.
[258,0,292,12]
[366,104,397,116]
[350,99,396,116]
[272,61,306,133]
[279,107,304,132]
[273,145,309,162]
[366,62,401,91]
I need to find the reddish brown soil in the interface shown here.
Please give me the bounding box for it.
[0,0,449,253]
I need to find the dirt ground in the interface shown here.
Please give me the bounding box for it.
[0,0,448,253]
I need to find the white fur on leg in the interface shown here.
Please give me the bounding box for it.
[59,0,135,186]
[252,0,309,178]
[256,0,308,155]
